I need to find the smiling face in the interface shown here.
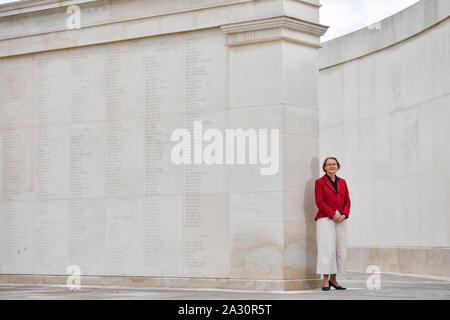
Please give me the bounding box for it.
[324,158,339,176]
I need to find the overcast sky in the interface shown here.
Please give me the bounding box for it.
[0,0,420,41]
[320,0,420,41]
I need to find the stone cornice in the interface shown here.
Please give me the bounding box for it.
[0,0,100,17]
[0,0,322,17]
[0,0,324,58]
[295,0,321,8]
[221,16,328,47]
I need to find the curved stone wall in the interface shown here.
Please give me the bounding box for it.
[319,0,449,275]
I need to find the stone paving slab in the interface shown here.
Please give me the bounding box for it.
[0,271,449,300]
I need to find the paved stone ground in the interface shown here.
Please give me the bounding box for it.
[0,271,449,300]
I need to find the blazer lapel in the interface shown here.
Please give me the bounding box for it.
[337,178,343,194]
[323,175,337,193]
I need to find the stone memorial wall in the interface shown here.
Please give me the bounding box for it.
[0,0,327,290]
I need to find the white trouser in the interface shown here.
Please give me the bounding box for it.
[316,212,347,275]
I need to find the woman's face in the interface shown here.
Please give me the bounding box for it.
[325,159,338,175]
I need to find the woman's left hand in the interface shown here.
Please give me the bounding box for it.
[337,215,346,223]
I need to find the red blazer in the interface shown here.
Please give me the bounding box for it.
[314,174,351,221]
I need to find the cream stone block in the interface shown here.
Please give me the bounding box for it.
[75,1,110,26]
[0,40,6,57]
[1,127,35,201]
[231,221,284,280]
[372,51,396,117]
[373,114,390,181]
[102,42,146,120]
[229,162,283,193]
[284,106,319,137]
[69,122,105,199]
[68,198,105,275]
[342,120,359,183]
[283,134,318,193]
[68,46,107,124]
[429,95,450,173]
[145,114,184,196]
[284,220,318,279]
[357,54,378,120]
[357,117,375,183]
[160,11,197,35]
[389,107,419,179]
[254,104,319,137]
[81,275,163,288]
[229,41,282,107]
[446,171,450,248]
[137,36,185,118]
[357,182,375,247]
[35,125,71,200]
[77,24,111,47]
[319,125,343,164]
[230,192,284,223]
[105,197,143,276]
[417,102,434,175]
[227,107,284,192]
[0,133,2,209]
[389,179,409,247]
[402,176,421,247]
[318,67,344,128]
[7,274,45,285]
[0,58,2,132]
[254,0,283,19]
[0,200,34,274]
[184,31,228,113]
[428,21,449,100]
[340,60,359,123]
[389,22,449,111]
[143,195,183,277]
[284,191,316,222]
[26,7,67,36]
[0,15,27,39]
[34,51,72,127]
[229,106,255,129]
[433,172,448,247]
[182,193,230,278]
[282,41,319,108]
[418,174,435,247]
[105,117,144,197]
[347,247,450,277]
[188,110,230,195]
[372,180,392,247]
[1,55,34,130]
[346,181,360,247]
[283,0,320,23]
[33,199,69,274]
[108,0,233,23]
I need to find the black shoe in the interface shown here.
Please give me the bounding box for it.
[322,282,330,291]
[329,280,346,290]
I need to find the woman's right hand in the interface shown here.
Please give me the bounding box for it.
[333,213,341,223]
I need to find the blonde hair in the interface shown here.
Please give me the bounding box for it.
[322,157,341,172]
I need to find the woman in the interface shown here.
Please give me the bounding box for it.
[314,156,351,291]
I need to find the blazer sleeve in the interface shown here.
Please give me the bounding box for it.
[342,180,351,218]
[315,179,336,219]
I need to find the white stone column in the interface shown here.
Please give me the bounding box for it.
[222,15,327,290]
